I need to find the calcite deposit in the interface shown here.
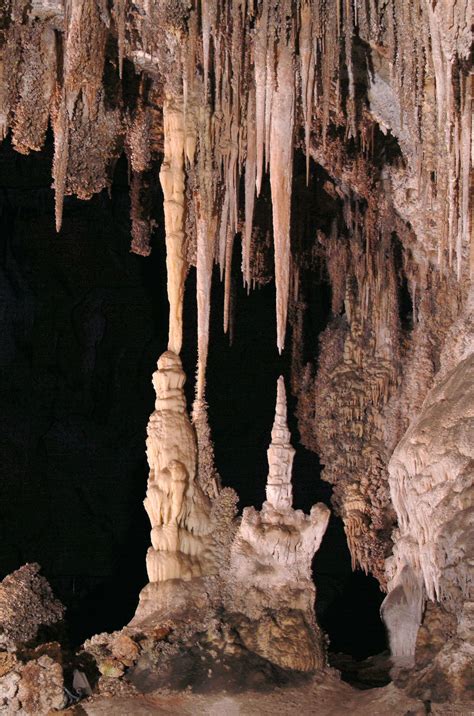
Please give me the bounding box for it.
[0,567,67,715]
[382,347,474,700]
[0,563,64,648]
[227,378,330,671]
[0,0,472,709]
[134,350,215,620]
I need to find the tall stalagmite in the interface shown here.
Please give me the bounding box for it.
[142,352,214,584]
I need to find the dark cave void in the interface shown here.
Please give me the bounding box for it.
[0,136,386,658]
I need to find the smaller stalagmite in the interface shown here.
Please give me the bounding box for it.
[266,376,296,510]
[227,377,330,672]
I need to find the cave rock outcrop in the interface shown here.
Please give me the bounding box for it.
[382,340,474,701]
[0,563,64,650]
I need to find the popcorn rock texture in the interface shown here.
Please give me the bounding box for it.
[0,564,64,648]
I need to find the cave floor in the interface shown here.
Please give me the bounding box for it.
[69,671,448,716]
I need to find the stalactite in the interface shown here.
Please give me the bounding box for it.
[305,220,403,581]
[223,226,234,335]
[129,170,153,257]
[263,3,275,175]
[191,75,219,402]
[126,95,151,174]
[113,0,126,79]
[243,85,256,288]
[160,95,187,356]
[320,223,349,316]
[195,207,215,402]
[254,0,269,197]
[343,0,356,138]
[269,2,295,353]
[63,0,108,120]
[51,94,69,233]
[64,92,123,200]
[0,29,20,140]
[12,25,56,155]
[201,0,211,101]
[299,0,315,184]
[52,0,109,230]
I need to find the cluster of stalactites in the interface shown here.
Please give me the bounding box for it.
[158,0,302,401]
[154,0,471,408]
[291,203,403,583]
[0,0,470,401]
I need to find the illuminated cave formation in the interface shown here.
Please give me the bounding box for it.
[0,0,472,713]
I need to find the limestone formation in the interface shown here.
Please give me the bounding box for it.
[131,351,239,629]
[16,655,65,714]
[0,566,67,714]
[382,348,474,700]
[266,377,296,510]
[160,97,187,356]
[142,351,214,586]
[228,378,330,671]
[2,0,468,399]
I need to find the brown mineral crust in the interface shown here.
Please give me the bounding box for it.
[0,651,18,677]
[11,23,56,155]
[0,563,64,647]
[17,655,65,714]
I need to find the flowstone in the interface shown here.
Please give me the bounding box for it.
[382,351,474,701]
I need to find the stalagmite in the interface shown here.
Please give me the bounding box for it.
[160,96,187,356]
[141,351,214,585]
[266,377,295,510]
[227,377,330,671]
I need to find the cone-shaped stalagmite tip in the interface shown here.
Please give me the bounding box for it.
[266,376,295,511]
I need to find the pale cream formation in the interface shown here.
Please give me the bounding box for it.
[160,98,187,356]
[382,335,473,675]
[228,377,330,671]
[143,351,214,584]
